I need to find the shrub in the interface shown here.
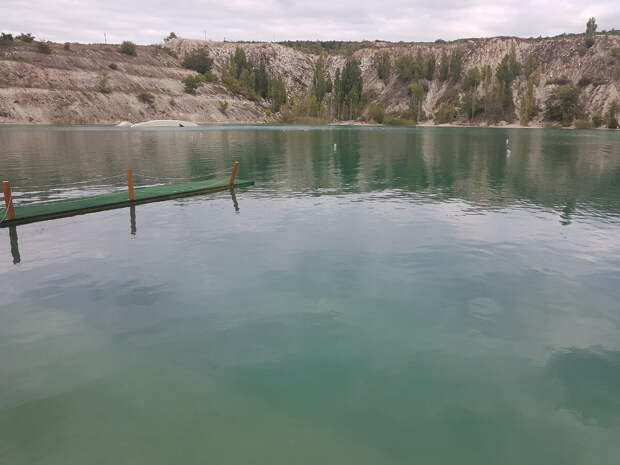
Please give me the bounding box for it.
[97,72,111,93]
[0,33,14,44]
[16,33,34,43]
[37,42,51,54]
[592,113,603,127]
[544,86,580,126]
[182,48,213,74]
[265,109,272,117]
[182,75,203,94]
[164,32,177,42]
[395,55,416,81]
[376,52,391,82]
[137,91,154,104]
[203,71,217,82]
[608,103,618,129]
[574,119,594,129]
[577,44,587,57]
[546,76,570,86]
[64,42,71,50]
[108,63,118,70]
[169,97,176,106]
[218,100,228,113]
[120,41,136,56]
[577,76,592,87]
[434,103,455,124]
[384,115,414,126]
[367,103,385,123]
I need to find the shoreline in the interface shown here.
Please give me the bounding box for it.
[0,119,617,130]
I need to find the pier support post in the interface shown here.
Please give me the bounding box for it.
[2,181,15,220]
[9,225,20,264]
[127,169,135,201]
[129,206,136,236]
[229,161,239,186]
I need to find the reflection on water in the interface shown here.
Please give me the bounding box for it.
[2,126,619,219]
[0,126,619,465]
[547,347,620,427]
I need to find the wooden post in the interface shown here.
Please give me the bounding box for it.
[229,161,239,186]
[2,181,15,220]
[127,169,135,201]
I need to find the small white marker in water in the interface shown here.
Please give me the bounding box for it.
[507,149,511,158]
[333,143,337,152]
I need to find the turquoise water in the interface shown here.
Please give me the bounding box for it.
[1,126,619,464]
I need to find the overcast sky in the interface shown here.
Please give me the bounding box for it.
[2,0,619,44]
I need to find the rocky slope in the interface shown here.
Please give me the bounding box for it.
[1,34,619,125]
[0,42,270,124]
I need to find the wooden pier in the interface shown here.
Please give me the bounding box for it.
[1,162,252,227]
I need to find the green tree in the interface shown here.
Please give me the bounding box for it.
[395,55,416,81]
[495,48,521,120]
[233,47,248,78]
[524,55,535,78]
[269,75,287,112]
[336,60,363,120]
[312,57,331,105]
[377,52,391,82]
[449,49,462,81]
[425,55,436,80]
[496,48,520,85]
[462,67,481,90]
[520,78,538,125]
[254,59,269,98]
[164,32,177,42]
[182,75,204,94]
[410,81,425,122]
[182,48,214,74]
[120,41,137,56]
[439,52,449,81]
[239,68,255,93]
[544,85,580,125]
[585,17,597,48]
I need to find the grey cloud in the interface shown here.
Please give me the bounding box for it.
[2,0,619,44]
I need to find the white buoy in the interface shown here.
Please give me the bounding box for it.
[333,143,337,152]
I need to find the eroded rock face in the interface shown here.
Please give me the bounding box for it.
[0,42,271,124]
[1,35,619,125]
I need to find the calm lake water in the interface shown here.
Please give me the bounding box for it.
[1,125,619,465]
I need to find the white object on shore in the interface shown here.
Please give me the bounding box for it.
[116,121,132,127]
[131,120,199,128]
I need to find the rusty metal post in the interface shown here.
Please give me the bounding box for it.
[2,181,15,220]
[229,161,239,186]
[127,169,135,201]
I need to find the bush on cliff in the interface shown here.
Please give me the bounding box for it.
[182,48,214,74]
[544,86,581,126]
[37,42,51,54]
[120,41,137,56]
[17,33,35,43]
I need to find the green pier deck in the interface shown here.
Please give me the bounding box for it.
[1,177,253,227]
